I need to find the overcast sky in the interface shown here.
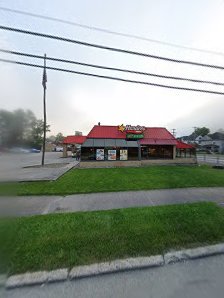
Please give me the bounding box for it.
[1,0,224,137]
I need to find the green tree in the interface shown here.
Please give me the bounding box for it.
[47,135,56,142]
[28,119,50,149]
[55,132,64,144]
[0,109,36,147]
[194,127,210,137]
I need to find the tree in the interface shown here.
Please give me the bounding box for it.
[75,131,82,136]
[0,109,50,149]
[55,132,64,144]
[47,135,56,142]
[28,119,50,149]
[0,109,36,147]
[194,127,210,137]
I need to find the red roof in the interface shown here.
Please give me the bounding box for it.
[87,125,125,139]
[87,125,176,141]
[143,127,176,140]
[63,135,86,144]
[176,141,195,149]
[140,139,177,145]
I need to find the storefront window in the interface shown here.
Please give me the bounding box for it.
[108,149,116,160]
[81,147,95,161]
[81,147,139,161]
[128,147,139,160]
[141,145,173,159]
[120,149,128,160]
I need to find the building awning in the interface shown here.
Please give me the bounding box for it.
[82,139,138,148]
[63,135,86,144]
[176,141,195,149]
[82,139,94,147]
[139,139,177,145]
[126,141,139,147]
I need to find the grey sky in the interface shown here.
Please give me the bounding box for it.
[0,0,224,137]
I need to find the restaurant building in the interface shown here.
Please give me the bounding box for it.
[62,135,86,157]
[80,124,196,166]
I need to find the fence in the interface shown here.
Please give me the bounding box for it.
[197,154,224,165]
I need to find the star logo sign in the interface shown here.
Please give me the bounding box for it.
[118,124,126,133]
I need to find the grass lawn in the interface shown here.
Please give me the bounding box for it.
[10,165,224,195]
[1,202,224,275]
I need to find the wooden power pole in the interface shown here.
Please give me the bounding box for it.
[41,54,47,166]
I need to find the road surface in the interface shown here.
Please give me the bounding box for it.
[2,254,224,298]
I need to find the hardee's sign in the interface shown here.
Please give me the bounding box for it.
[118,124,146,133]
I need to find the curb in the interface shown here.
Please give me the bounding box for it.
[69,255,164,280]
[5,243,224,289]
[6,269,68,289]
[164,243,224,264]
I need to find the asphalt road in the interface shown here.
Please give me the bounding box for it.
[1,187,224,217]
[2,255,224,298]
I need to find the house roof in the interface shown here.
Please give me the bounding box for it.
[209,132,224,140]
[176,141,195,149]
[195,135,212,141]
[87,125,176,141]
[63,135,86,144]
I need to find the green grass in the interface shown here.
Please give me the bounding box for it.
[1,202,224,275]
[10,165,224,195]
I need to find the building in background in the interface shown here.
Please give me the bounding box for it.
[80,124,195,167]
[62,135,86,157]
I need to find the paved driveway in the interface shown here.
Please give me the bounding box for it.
[2,254,224,298]
[0,152,78,182]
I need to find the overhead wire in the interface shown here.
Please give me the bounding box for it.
[1,48,224,86]
[1,25,224,70]
[1,57,224,95]
[1,6,224,57]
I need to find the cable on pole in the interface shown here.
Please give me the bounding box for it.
[1,49,224,86]
[1,57,224,95]
[1,25,224,70]
[1,6,224,57]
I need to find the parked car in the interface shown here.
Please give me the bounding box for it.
[54,146,63,152]
[30,148,41,153]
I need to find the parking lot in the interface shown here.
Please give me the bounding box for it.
[0,152,78,182]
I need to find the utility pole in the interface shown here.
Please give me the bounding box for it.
[171,128,176,137]
[41,54,47,166]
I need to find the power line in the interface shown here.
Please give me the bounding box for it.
[1,25,224,70]
[1,49,224,86]
[1,6,224,57]
[1,57,224,95]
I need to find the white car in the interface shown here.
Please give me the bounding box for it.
[55,146,63,152]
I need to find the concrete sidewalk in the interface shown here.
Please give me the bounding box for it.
[1,187,224,217]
